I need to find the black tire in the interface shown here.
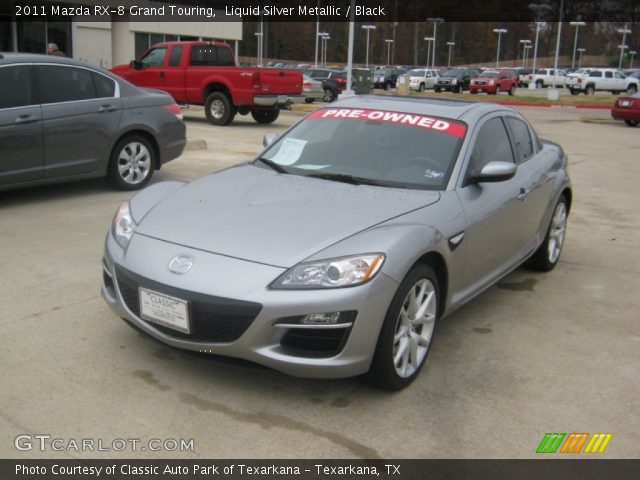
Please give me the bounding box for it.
[322,88,337,102]
[508,85,516,96]
[627,84,638,95]
[624,119,639,127]
[526,196,568,272]
[366,264,440,391]
[585,85,595,95]
[108,135,155,191]
[434,87,441,93]
[611,91,620,95]
[204,92,236,126]
[251,109,280,124]
[419,83,425,92]
[569,88,579,96]
[304,98,315,104]
[536,80,543,89]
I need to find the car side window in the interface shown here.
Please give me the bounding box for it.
[605,71,613,78]
[614,72,624,79]
[216,47,235,66]
[507,117,534,162]
[0,65,37,109]
[588,71,601,77]
[92,72,116,98]
[169,46,183,67]
[37,66,97,104]
[467,117,515,177]
[140,47,167,68]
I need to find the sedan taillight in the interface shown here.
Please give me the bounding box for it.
[164,103,183,121]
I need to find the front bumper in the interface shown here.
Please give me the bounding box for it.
[101,232,398,379]
[253,94,305,107]
[469,85,497,93]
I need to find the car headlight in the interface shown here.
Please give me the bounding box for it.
[451,78,458,84]
[271,254,385,289]
[111,201,136,249]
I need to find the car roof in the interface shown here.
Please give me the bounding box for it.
[0,52,97,68]
[327,94,513,121]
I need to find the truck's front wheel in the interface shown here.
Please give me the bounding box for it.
[205,92,236,126]
[251,109,280,124]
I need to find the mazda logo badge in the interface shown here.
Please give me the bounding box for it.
[169,255,194,274]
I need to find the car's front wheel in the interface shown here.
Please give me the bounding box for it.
[108,135,155,191]
[366,264,439,391]
[323,88,337,102]
[526,196,568,272]
[508,85,516,96]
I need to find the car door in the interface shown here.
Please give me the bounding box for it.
[125,46,168,92]
[456,115,534,294]
[613,71,626,91]
[0,64,44,185]
[162,44,185,101]
[36,64,123,178]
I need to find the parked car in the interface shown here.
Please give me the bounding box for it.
[434,68,479,93]
[469,69,518,95]
[304,68,347,102]
[611,93,640,127]
[0,53,186,192]
[516,68,532,87]
[565,68,639,95]
[373,68,402,90]
[111,42,303,126]
[103,95,571,390]
[302,74,324,104]
[408,68,440,92]
[527,68,568,88]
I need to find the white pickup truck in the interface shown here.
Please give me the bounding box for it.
[526,68,568,88]
[565,68,639,95]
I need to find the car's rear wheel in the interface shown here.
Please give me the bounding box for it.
[526,197,568,272]
[536,80,543,89]
[108,135,155,191]
[570,88,579,95]
[627,84,638,95]
[585,85,595,95]
[205,92,236,126]
[624,119,639,127]
[366,264,439,391]
[323,88,337,102]
[419,83,425,92]
[508,85,516,96]
[251,109,280,124]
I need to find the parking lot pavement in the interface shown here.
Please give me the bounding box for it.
[1,106,638,459]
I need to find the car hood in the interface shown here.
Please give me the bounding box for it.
[135,165,440,268]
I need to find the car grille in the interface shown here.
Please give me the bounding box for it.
[475,80,487,85]
[438,80,450,85]
[116,267,261,343]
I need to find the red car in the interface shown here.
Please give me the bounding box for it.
[611,94,640,127]
[469,69,517,95]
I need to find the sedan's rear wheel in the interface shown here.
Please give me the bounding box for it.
[624,119,639,127]
[108,135,154,191]
[527,197,568,272]
[366,264,439,390]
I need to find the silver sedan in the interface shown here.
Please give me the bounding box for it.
[102,96,571,390]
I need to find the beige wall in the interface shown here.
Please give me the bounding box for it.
[73,22,113,68]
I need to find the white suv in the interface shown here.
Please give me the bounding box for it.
[565,68,639,95]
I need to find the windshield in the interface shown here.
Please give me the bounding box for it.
[409,69,425,77]
[479,71,499,78]
[258,108,467,190]
[443,69,464,78]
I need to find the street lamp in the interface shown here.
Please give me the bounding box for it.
[385,39,394,65]
[446,41,455,67]
[318,32,328,66]
[524,44,532,68]
[577,47,586,68]
[253,32,263,67]
[423,37,434,68]
[427,17,444,69]
[630,50,637,69]
[361,25,376,68]
[493,28,507,68]
[569,21,586,69]
[520,39,531,68]
[529,2,553,89]
[322,35,331,66]
[618,25,632,69]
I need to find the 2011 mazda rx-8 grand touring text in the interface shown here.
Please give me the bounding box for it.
[102,96,571,390]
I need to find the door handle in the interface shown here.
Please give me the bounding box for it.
[517,188,529,201]
[240,72,253,77]
[15,114,37,124]
[98,105,117,113]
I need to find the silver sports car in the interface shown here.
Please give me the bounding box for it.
[102,96,571,390]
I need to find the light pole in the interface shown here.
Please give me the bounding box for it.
[524,44,532,68]
[314,2,320,67]
[529,3,553,89]
[385,39,394,65]
[577,47,586,68]
[323,36,331,66]
[427,17,444,69]
[630,50,637,69]
[446,41,455,67]
[254,32,263,67]
[423,37,434,68]
[520,39,531,68]
[618,25,631,69]
[361,25,376,68]
[318,32,328,66]
[569,21,586,69]
[493,28,507,68]
[548,0,565,100]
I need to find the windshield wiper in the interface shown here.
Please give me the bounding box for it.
[256,157,288,174]
[305,172,384,186]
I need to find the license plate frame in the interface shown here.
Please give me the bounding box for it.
[139,288,190,334]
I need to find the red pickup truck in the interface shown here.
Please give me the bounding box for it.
[111,41,303,126]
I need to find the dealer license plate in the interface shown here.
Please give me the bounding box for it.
[620,100,632,107]
[139,288,190,334]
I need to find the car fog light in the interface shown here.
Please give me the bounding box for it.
[302,312,340,325]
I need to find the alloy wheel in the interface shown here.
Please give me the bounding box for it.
[548,202,567,264]
[117,142,151,185]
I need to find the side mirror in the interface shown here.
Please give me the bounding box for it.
[471,161,517,183]
[130,60,142,70]
[263,132,279,148]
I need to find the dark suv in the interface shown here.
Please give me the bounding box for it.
[373,68,406,90]
[434,68,480,93]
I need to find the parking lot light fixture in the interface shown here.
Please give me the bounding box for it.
[253,32,263,67]
[529,2,553,89]
[618,26,632,69]
[427,17,444,69]
[520,39,532,68]
[318,32,329,67]
[570,21,586,69]
[385,39,394,66]
[493,28,507,68]
[577,47,586,68]
[524,44,532,68]
[322,36,331,66]
[446,41,455,67]
[423,37,434,68]
[361,25,376,68]
[630,50,637,69]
